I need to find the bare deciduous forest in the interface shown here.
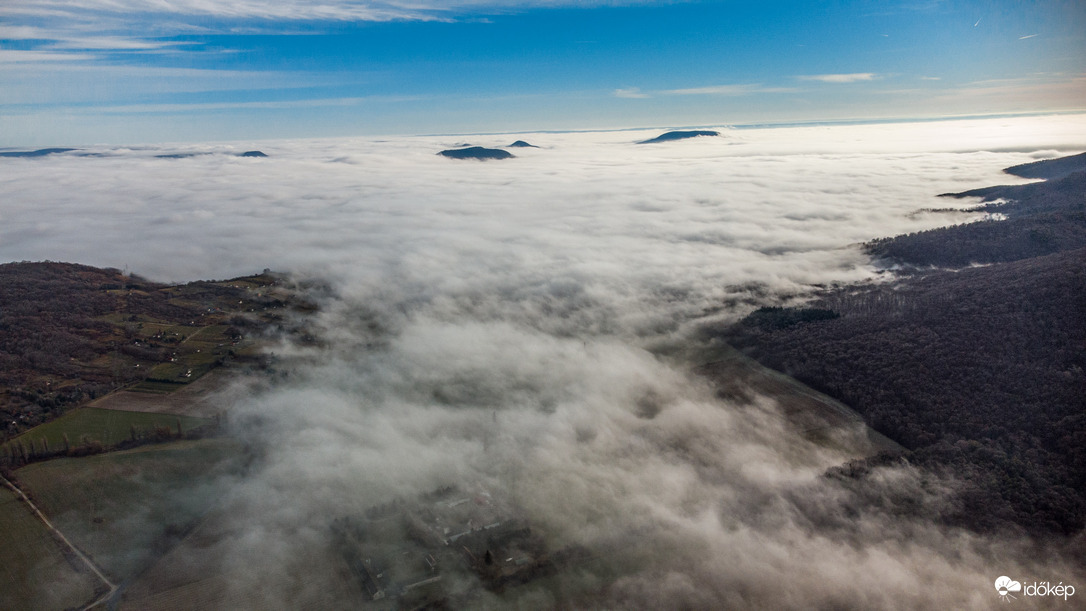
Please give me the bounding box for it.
[725,155,1086,536]
[0,263,296,441]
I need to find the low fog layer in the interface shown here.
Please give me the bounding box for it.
[4,115,1086,608]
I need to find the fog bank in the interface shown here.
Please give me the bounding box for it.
[5,114,1086,608]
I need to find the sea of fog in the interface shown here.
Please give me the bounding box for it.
[4,115,1086,608]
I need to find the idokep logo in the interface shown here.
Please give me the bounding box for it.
[995,576,1021,601]
[995,576,1076,602]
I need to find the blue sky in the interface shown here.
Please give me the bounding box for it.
[2,0,1084,146]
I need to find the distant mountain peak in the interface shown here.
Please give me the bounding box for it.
[438,146,514,160]
[0,148,77,158]
[638,130,720,144]
[1003,151,1086,180]
[508,140,538,148]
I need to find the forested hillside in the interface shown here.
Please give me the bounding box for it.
[0,262,297,440]
[867,158,1086,267]
[725,153,1086,536]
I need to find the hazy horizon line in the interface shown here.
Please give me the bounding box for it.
[3,109,1085,152]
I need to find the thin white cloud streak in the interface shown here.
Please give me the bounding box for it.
[2,0,670,23]
[663,84,767,96]
[0,24,48,39]
[613,87,649,98]
[0,0,419,22]
[0,49,99,63]
[0,0,679,68]
[44,36,197,51]
[5,115,1086,607]
[798,72,878,83]
[662,84,799,96]
[0,61,351,105]
[614,83,799,99]
[0,59,261,80]
[0,22,195,50]
[80,95,424,114]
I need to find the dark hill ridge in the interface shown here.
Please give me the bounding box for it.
[942,165,1085,215]
[438,146,514,160]
[1,148,266,159]
[724,151,1086,536]
[0,148,77,158]
[868,152,1086,267]
[157,151,269,159]
[723,247,1086,536]
[508,140,538,148]
[1004,151,1086,180]
[639,130,720,144]
[0,262,304,441]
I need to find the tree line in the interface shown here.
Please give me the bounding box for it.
[723,153,1086,536]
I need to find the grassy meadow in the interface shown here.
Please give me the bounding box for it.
[15,438,243,581]
[1,408,212,459]
[0,485,101,610]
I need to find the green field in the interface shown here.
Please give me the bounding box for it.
[15,438,243,581]
[84,317,239,391]
[139,325,234,386]
[1,408,212,459]
[126,380,188,394]
[0,485,101,611]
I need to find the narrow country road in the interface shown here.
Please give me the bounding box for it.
[0,473,117,609]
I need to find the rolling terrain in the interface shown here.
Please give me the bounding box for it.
[1,146,1083,609]
[0,262,310,443]
[0,264,898,609]
[0,265,314,609]
[724,152,1086,536]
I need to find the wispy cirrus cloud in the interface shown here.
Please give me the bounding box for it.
[0,24,48,39]
[613,87,649,99]
[0,49,98,63]
[0,0,672,71]
[4,0,663,24]
[0,22,201,59]
[0,59,347,106]
[797,73,878,83]
[663,83,799,96]
[90,95,425,114]
[0,1,669,67]
[2,0,427,23]
[614,83,798,99]
[44,37,197,51]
